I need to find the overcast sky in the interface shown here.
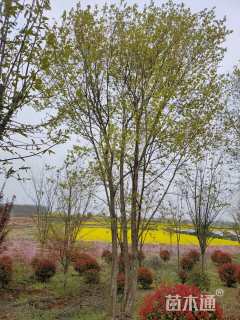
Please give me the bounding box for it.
[2,0,240,205]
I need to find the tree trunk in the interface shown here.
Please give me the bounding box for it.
[177,237,180,272]
[138,243,143,267]
[119,117,131,318]
[109,189,118,320]
[200,247,206,274]
[123,123,140,319]
[63,261,68,293]
[124,252,138,319]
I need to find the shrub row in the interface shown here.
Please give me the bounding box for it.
[0,251,102,287]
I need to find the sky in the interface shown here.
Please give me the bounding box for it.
[1,0,240,205]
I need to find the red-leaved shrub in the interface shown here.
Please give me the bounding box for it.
[74,255,100,274]
[217,252,232,265]
[187,250,200,264]
[211,250,222,264]
[160,250,170,262]
[178,270,188,284]
[84,268,100,284]
[137,267,153,289]
[70,251,92,263]
[32,257,56,283]
[0,256,12,288]
[101,249,112,264]
[211,250,232,265]
[117,272,125,293]
[180,256,195,272]
[139,284,223,320]
[218,263,238,287]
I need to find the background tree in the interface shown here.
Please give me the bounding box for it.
[183,155,228,273]
[226,67,240,143]
[49,153,96,292]
[232,201,240,244]
[38,2,229,318]
[225,67,240,240]
[166,188,185,272]
[22,166,58,253]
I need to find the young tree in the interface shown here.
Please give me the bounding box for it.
[183,155,228,273]
[49,153,96,292]
[38,3,229,318]
[167,188,185,272]
[23,167,58,253]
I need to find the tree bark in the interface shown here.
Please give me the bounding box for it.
[109,190,118,320]
[123,118,140,318]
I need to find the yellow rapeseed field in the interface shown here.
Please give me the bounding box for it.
[78,224,239,246]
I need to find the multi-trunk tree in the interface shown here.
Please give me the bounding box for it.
[182,155,228,273]
[49,152,96,292]
[37,2,229,318]
[24,166,59,253]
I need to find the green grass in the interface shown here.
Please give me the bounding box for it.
[1,253,240,319]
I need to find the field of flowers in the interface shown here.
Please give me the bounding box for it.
[78,222,239,247]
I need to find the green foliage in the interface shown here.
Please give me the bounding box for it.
[187,270,211,291]
[38,1,230,159]
[71,311,106,320]
[0,0,51,160]
[144,255,161,270]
